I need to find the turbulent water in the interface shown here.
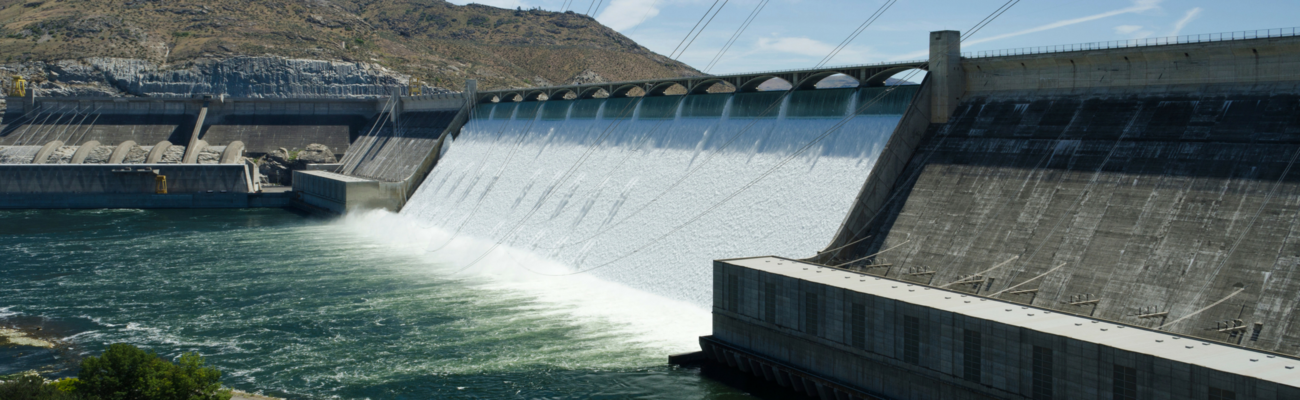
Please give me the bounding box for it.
[0,86,914,399]
[398,87,916,306]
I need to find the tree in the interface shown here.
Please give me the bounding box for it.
[75,344,231,400]
[0,373,85,400]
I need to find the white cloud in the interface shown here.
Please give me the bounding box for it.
[754,36,838,57]
[597,0,662,31]
[1168,7,1202,36]
[964,0,1164,46]
[1114,25,1143,35]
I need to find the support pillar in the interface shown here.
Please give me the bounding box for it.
[929,30,964,123]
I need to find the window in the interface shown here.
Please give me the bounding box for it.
[804,292,820,336]
[1209,387,1236,400]
[1032,346,1053,400]
[963,329,981,383]
[903,316,920,364]
[851,303,866,349]
[727,274,739,313]
[1112,365,1137,400]
[764,282,777,323]
[1251,323,1263,341]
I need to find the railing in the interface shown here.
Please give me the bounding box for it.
[964,27,1300,58]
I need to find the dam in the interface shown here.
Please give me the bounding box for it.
[6,24,1300,400]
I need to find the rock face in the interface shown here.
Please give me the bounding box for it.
[7,56,442,98]
[567,69,607,85]
[258,144,338,185]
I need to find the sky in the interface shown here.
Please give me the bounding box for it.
[445,0,1300,75]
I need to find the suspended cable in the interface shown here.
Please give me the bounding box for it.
[815,0,896,68]
[962,0,1020,42]
[591,0,605,17]
[667,0,723,60]
[584,0,598,15]
[673,0,731,60]
[704,0,769,73]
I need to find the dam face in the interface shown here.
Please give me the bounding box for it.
[399,87,916,306]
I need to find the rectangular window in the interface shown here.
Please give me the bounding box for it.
[1112,365,1137,400]
[851,303,866,349]
[1209,387,1236,400]
[727,274,739,313]
[963,329,981,383]
[764,282,777,323]
[1032,346,1053,400]
[804,292,819,336]
[903,316,920,364]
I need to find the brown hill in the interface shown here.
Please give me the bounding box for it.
[0,0,698,91]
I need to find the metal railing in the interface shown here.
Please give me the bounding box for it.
[478,59,930,93]
[964,27,1300,59]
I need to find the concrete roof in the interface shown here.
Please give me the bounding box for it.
[722,256,1300,387]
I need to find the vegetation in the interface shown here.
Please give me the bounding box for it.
[0,344,232,400]
[0,0,698,91]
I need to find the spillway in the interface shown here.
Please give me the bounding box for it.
[399,87,916,306]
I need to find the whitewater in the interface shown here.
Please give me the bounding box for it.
[343,87,914,351]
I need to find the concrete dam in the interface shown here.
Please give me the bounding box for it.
[7,24,1300,400]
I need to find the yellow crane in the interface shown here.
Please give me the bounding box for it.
[8,75,26,98]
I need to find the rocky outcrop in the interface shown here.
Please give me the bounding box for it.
[567,69,607,85]
[5,56,453,98]
[257,144,338,185]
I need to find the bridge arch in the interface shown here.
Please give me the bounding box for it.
[477,94,501,103]
[498,93,523,102]
[794,72,860,90]
[550,89,578,100]
[645,82,686,97]
[737,76,792,92]
[688,79,733,94]
[608,84,643,98]
[576,87,607,99]
[522,91,548,101]
[863,66,926,87]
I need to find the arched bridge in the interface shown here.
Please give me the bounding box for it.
[476,60,927,103]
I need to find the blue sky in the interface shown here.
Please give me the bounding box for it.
[447,0,1300,75]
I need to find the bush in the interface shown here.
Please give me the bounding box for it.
[75,344,231,400]
[0,373,85,400]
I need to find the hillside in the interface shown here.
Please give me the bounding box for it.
[0,0,698,94]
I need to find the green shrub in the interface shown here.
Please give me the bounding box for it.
[75,344,231,400]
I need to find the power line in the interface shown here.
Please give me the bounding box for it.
[584,0,598,15]
[673,0,731,60]
[591,0,605,17]
[962,0,1020,42]
[667,0,722,60]
[704,0,769,73]
[815,0,897,68]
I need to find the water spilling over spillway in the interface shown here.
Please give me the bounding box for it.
[400,87,917,306]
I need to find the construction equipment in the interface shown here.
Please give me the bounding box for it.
[8,75,26,98]
[409,78,422,96]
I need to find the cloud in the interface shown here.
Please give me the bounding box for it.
[1114,25,1143,35]
[964,0,1164,46]
[1168,7,1202,36]
[754,36,838,57]
[597,0,662,31]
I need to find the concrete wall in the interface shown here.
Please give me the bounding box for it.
[962,35,1300,95]
[714,259,1300,400]
[0,164,251,194]
[829,89,1300,354]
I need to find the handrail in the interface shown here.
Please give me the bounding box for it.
[964,26,1300,58]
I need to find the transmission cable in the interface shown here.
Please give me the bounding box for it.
[814,0,897,68]
[703,0,770,73]
[667,0,723,61]
[591,0,605,17]
[673,0,731,60]
[962,0,1020,41]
